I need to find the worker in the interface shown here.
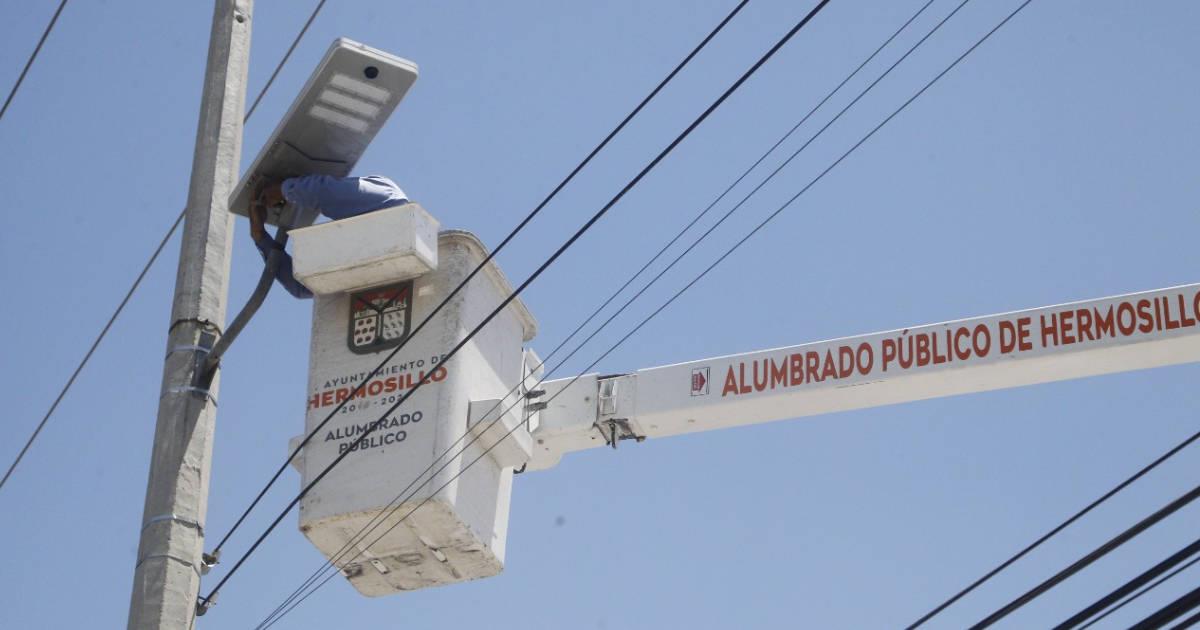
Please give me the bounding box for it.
[249,174,408,298]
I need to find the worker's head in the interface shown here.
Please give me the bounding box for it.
[253,177,286,211]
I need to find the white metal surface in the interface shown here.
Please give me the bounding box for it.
[291,229,537,596]
[228,38,418,227]
[528,283,1200,471]
[467,399,532,469]
[291,203,439,294]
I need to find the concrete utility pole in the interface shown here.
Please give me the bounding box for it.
[127,1,252,628]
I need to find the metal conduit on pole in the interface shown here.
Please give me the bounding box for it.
[200,228,288,381]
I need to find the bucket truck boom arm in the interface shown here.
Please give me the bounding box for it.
[527,283,1200,471]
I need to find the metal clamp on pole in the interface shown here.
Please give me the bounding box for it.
[195,591,218,617]
[200,548,221,576]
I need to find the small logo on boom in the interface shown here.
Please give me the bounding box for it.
[691,367,710,396]
[348,281,413,354]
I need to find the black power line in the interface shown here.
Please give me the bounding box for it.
[0,0,68,122]
[907,426,1200,628]
[261,569,339,629]
[969,483,1200,629]
[256,2,946,623]
[257,1,1037,624]
[208,0,751,558]
[0,211,184,494]
[1129,584,1200,630]
[1078,556,1200,629]
[202,0,828,608]
[1056,537,1200,629]
[244,0,327,121]
[1169,605,1200,630]
[0,0,331,495]
[1175,610,1200,629]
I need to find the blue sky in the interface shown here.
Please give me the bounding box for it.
[1,1,1199,628]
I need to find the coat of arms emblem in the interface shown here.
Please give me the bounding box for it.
[348,281,413,354]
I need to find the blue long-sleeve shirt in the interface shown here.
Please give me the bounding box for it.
[253,174,408,299]
[282,174,407,219]
[254,234,312,299]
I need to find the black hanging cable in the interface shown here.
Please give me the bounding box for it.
[1129,584,1200,630]
[258,2,1036,624]
[202,0,830,607]
[969,483,1200,629]
[0,0,68,122]
[907,426,1200,628]
[1054,537,1200,629]
[0,0,330,495]
[257,2,942,622]
[1078,556,1200,629]
[209,0,751,557]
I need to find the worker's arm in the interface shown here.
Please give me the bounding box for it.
[249,202,313,299]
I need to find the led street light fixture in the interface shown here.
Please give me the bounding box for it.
[230,38,418,228]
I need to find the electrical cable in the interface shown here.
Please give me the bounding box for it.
[907,427,1200,628]
[201,0,829,608]
[1129,584,1200,630]
[256,2,944,623]
[0,0,68,122]
[208,0,751,557]
[256,2,1036,625]
[262,569,339,629]
[968,483,1200,629]
[1054,537,1200,629]
[0,0,331,495]
[1178,610,1200,630]
[1077,556,1200,629]
[0,209,183,493]
[1173,606,1200,630]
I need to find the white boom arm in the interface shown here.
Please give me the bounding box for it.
[526,283,1200,471]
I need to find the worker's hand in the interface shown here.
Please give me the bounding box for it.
[249,199,268,242]
[248,177,285,243]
